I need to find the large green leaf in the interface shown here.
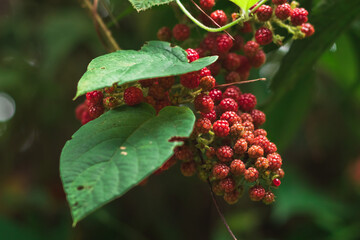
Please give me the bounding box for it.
[229,0,259,12]
[60,104,195,225]
[128,0,173,11]
[75,41,217,99]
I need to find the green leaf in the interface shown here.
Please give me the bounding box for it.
[128,0,173,11]
[60,104,195,225]
[75,41,217,99]
[229,0,259,12]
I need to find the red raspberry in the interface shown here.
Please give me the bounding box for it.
[272,0,287,4]
[301,23,315,37]
[219,177,236,193]
[238,93,257,112]
[223,86,241,100]
[275,168,285,178]
[199,0,215,10]
[199,76,216,91]
[250,109,266,127]
[186,48,200,62]
[240,21,252,33]
[275,3,292,20]
[216,145,233,162]
[220,111,241,126]
[139,78,156,88]
[219,98,238,112]
[248,50,266,68]
[231,35,244,51]
[230,159,245,176]
[230,123,245,138]
[210,10,228,26]
[157,26,172,41]
[264,142,277,154]
[247,145,264,158]
[255,27,273,45]
[223,53,241,71]
[224,190,240,204]
[209,89,222,103]
[243,121,254,132]
[240,113,253,122]
[174,145,193,161]
[180,71,200,89]
[212,163,230,179]
[86,90,103,105]
[124,86,143,106]
[201,33,217,50]
[195,117,212,134]
[195,48,206,58]
[254,129,267,137]
[244,41,260,57]
[158,76,175,90]
[225,71,241,83]
[75,103,88,121]
[180,161,196,176]
[201,110,217,122]
[213,120,230,137]
[206,146,216,159]
[216,34,233,53]
[207,61,222,76]
[291,8,308,26]
[242,130,255,145]
[200,67,212,78]
[272,178,281,187]
[244,167,259,182]
[194,93,214,113]
[172,24,190,41]
[234,138,248,154]
[267,153,282,170]
[255,157,269,169]
[249,185,266,201]
[236,56,251,81]
[81,109,93,125]
[212,181,224,196]
[88,104,104,118]
[263,191,275,204]
[256,5,273,22]
[148,84,166,100]
[144,96,156,107]
[253,135,270,151]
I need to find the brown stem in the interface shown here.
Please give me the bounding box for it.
[216,78,266,88]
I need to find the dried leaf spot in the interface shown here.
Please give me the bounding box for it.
[121,152,128,156]
[120,146,126,150]
[77,186,84,190]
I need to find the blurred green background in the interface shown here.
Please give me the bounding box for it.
[1,0,360,239]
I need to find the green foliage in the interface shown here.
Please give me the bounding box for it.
[128,0,174,11]
[229,0,259,12]
[60,104,195,225]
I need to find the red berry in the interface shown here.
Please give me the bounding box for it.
[244,167,259,182]
[200,0,215,10]
[272,0,287,4]
[209,89,222,103]
[172,24,190,41]
[273,178,281,187]
[213,120,230,137]
[267,153,282,170]
[251,109,266,127]
[253,135,270,150]
[194,93,214,113]
[200,67,212,78]
[219,98,238,112]
[247,145,264,158]
[291,8,308,26]
[230,159,245,176]
[220,111,241,126]
[301,23,315,37]
[155,99,171,113]
[139,78,156,88]
[103,96,117,109]
[216,34,233,53]
[212,163,230,179]
[207,61,222,76]
[264,142,277,154]
[244,41,260,57]
[255,27,273,45]
[240,113,253,122]
[219,177,236,193]
[216,145,233,162]
[174,145,193,161]
[199,76,216,91]
[242,121,254,132]
[158,76,175,90]
[224,190,240,204]
[81,109,93,125]
[86,90,103,105]
[254,129,267,137]
[275,3,292,20]
[249,185,266,201]
[223,86,241,100]
[240,21,252,33]
[88,104,104,118]
[256,5,273,22]
[210,10,228,26]
[201,110,217,123]
[75,103,88,121]
[236,56,251,81]
[180,71,200,89]
[223,53,241,71]
[148,84,166,100]
[225,71,241,83]
[255,157,269,169]
[195,117,212,134]
[242,130,255,145]
[248,50,266,68]
[157,26,172,41]
[233,138,248,154]
[231,35,244,51]
[124,87,143,106]
[230,123,245,138]
[212,181,224,196]
[144,96,156,107]
[180,161,197,176]
[275,168,285,178]
[263,191,275,204]
[238,93,257,112]
[201,33,217,50]
[186,48,200,62]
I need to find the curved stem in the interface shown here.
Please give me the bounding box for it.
[249,0,269,14]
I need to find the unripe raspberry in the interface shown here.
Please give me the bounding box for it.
[213,120,230,137]
[180,71,200,89]
[275,168,285,178]
[248,145,264,158]
[148,84,166,100]
[81,109,93,125]
[88,104,104,118]
[264,142,277,154]
[254,129,267,137]
[243,121,254,132]
[219,177,236,193]
[242,130,255,145]
[124,87,143,106]
[210,10,228,26]
[216,34,233,53]
[157,26,172,41]
[243,41,260,57]
[212,181,224,196]
[199,76,216,91]
[256,5,273,22]
[253,135,270,150]
[244,167,259,182]
[225,71,241,83]
[249,185,266,201]
[209,89,222,103]
[250,109,266,127]
[195,117,212,134]
[224,190,240,204]
[223,86,241,100]
[230,159,245,176]
[230,122,245,138]
[206,147,216,159]
[194,93,214,113]
[86,90,103,105]
[174,145,193,161]
[301,23,315,37]
[291,8,308,26]
[255,27,273,45]
[272,0,287,4]
[238,93,257,112]
[267,153,282,170]
[231,35,244,51]
[200,67,212,78]
[201,110,217,123]
[248,50,266,68]
[103,96,117,109]
[75,103,88,121]
[158,76,175,90]
[223,53,241,71]
[139,78,156,88]
[216,145,233,162]
[199,0,215,10]
[275,3,292,20]
[212,163,230,180]
[240,21,252,33]
[240,113,253,123]
[208,61,222,76]
[219,98,238,112]
[263,191,275,204]
[272,178,281,187]
[172,24,190,41]
[234,138,248,154]
[255,157,269,169]
[220,111,241,126]
[180,161,196,176]
[186,48,200,62]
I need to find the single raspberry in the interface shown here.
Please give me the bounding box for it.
[264,142,277,154]
[245,167,259,182]
[195,117,212,134]
[186,48,200,62]
[81,109,93,125]
[236,56,251,81]
[199,0,215,10]
[172,24,190,41]
[219,177,236,193]
[139,78,156,88]
[213,120,230,137]
[212,181,224,196]
[75,103,88,121]
[201,110,217,123]
[238,93,257,112]
[275,168,285,178]
[272,178,281,187]
[200,67,212,78]
[194,93,214,113]
[256,5,273,22]
[180,71,200,89]
[240,113,253,123]
[216,34,233,53]
[250,109,266,127]
[233,138,248,154]
[230,159,245,176]
[158,76,175,90]
[180,161,196,176]
[199,76,216,91]
[148,84,166,100]
[207,61,222,76]
[212,163,230,179]
[249,185,266,201]
[253,135,270,150]
[225,71,241,83]
[206,147,216,159]
[243,121,254,132]
[86,90,103,105]
[301,23,315,37]
[248,145,264,159]
[210,10,228,26]
[291,8,308,26]
[267,153,282,170]
[224,190,240,204]
[88,104,104,118]
[255,27,273,45]
[275,3,292,20]
[254,129,267,137]
[103,96,117,109]
[144,96,156,107]
[223,86,241,100]
[263,191,275,204]
[216,145,233,162]
[124,86,143,106]
[248,50,266,68]
[242,130,255,145]
[240,21,252,33]
[157,26,172,41]
[231,35,244,51]
[219,98,238,112]
[209,89,222,103]
[255,157,269,169]
[243,41,260,57]
[223,53,241,71]
[201,33,217,50]
[220,111,241,126]
[230,123,245,138]
[174,145,193,161]
[272,0,287,4]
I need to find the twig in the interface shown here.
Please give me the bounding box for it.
[216,78,266,88]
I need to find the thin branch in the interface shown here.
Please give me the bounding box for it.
[216,78,266,88]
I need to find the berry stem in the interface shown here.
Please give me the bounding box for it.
[215,78,266,89]
[248,0,269,14]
